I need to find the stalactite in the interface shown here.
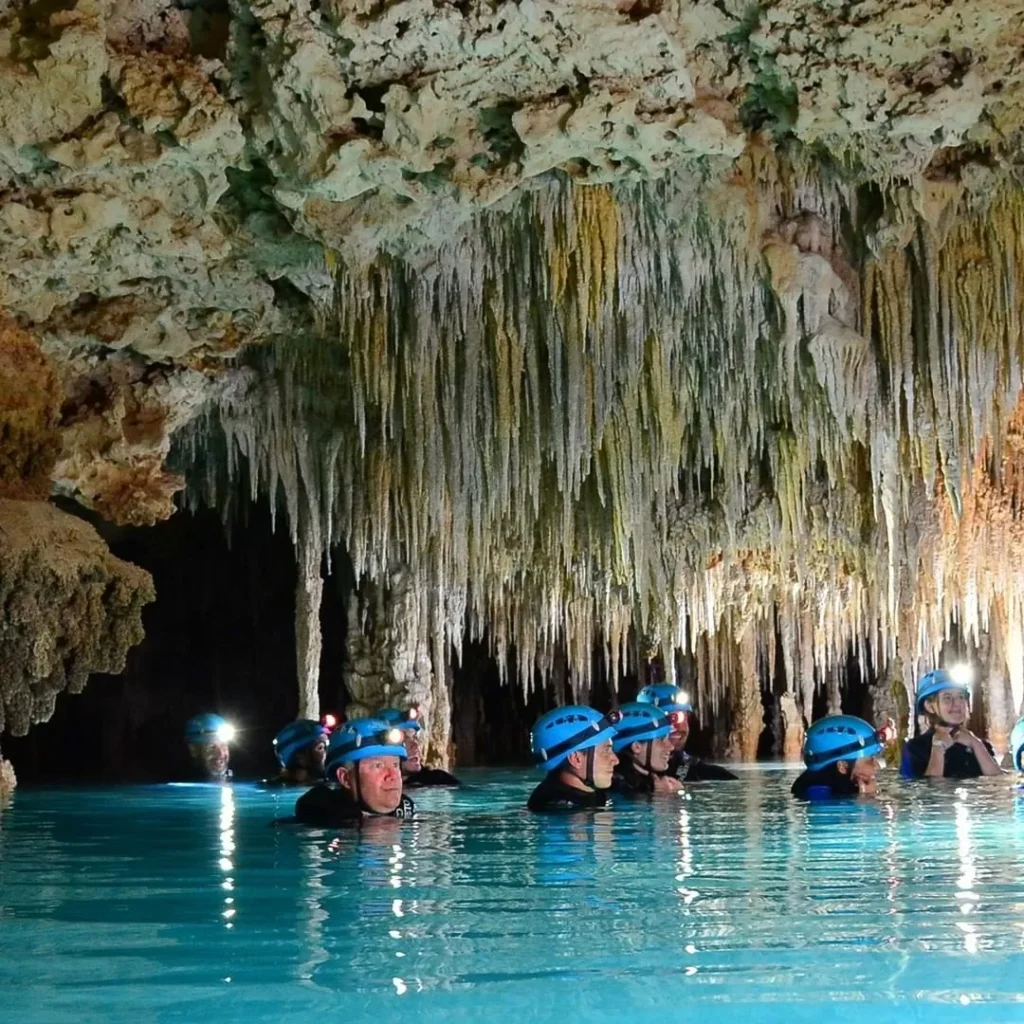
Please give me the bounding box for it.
[294,535,323,720]
[173,163,1024,727]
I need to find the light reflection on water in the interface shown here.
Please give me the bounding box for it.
[2,770,1024,1022]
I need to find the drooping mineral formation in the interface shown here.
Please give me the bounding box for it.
[0,498,154,735]
[7,0,1024,747]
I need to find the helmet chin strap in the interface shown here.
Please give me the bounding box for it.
[348,763,376,815]
[567,748,597,788]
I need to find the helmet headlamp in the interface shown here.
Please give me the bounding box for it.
[215,723,236,744]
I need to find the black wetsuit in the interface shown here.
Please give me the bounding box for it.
[664,750,737,782]
[791,764,860,800]
[611,757,657,796]
[404,767,460,788]
[901,729,996,779]
[527,773,610,812]
[295,784,415,825]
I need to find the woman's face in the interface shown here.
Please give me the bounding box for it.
[928,689,969,726]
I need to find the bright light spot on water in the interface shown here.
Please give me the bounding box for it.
[392,978,407,995]
[685,944,697,954]
[390,877,401,888]
[389,929,402,939]
[225,897,234,905]
[392,899,405,917]
[219,858,233,871]
[224,977,231,984]
[223,908,236,919]
[222,880,233,891]
[960,995,971,1005]
[685,966,698,977]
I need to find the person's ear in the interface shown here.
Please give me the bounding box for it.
[335,765,352,787]
[566,750,585,772]
[630,741,645,759]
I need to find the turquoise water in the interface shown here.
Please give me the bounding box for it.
[2,767,1024,1022]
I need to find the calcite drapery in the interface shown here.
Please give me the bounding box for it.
[0,497,154,736]
[7,0,1024,748]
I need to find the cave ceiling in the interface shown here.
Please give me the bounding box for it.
[5,0,1024,714]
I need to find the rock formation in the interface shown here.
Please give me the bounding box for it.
[6,0,1024,759]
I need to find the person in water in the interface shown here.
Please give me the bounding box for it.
[611,702,682,796]
[184,713,234,782]
[266,719,328,786]
[900,669,1001,779]
[295,718,415,825]
[378,706,460,787]
[637,683,738,781]
[791,715,884,800]
[1010,717,1024,775]
[527,706,620,811]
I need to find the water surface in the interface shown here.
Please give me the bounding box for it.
[2,768,1024,1022]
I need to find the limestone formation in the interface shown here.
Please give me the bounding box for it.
[7,0,1024,750]
[0,750,14,807]
[0,497,154,735]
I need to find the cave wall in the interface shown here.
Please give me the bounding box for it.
[5,0,1024,762]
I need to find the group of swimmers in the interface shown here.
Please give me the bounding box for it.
[179,667,1024,824]
[182,705,460,823]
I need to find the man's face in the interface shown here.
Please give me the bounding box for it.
[298,738,327,775]
[668,711,689,751]
[927,690,969,727]
[848,757,878,795]
[591,739,618,789]
[403,730,422,773]
[340,756,403,814]
[192,742,229,780]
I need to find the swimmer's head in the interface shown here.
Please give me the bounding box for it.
[530,706,620,789]
[1010,716,1024,773]
[612,703,674,773]
[804,715,885,794]
[273,719,328,779]
[637,685,692,751]
[184,714,234,781]
[377,707,423,773]
[326,719,406,814]
[916,669,971,729]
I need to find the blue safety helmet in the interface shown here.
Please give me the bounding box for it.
[803,715,884,770]
[530,706,621,773]
[184,713,234,745]
[325,718,407,773]
[636,683,693,714]
[378,706,422,732]
[1010,717,1024,773]
[611,702,672,753]
[915,669,970,712]
[273,719,328,769]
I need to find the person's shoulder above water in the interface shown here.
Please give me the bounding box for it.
[668,751,738,782]
[791,764,860,800]
[295,783,362,825]
[527,773,610,812]
[404,766,461,788]
[294,783,415,825]
[611,758,656,796]
[901,731,934,778]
